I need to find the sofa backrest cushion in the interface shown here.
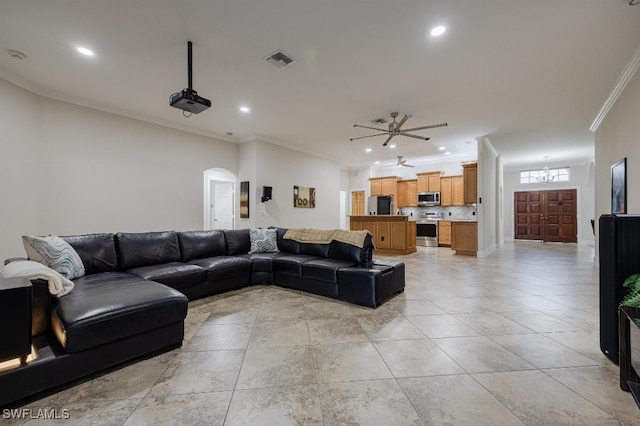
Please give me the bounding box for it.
[276,228,300,254]
[62,233,119,274]
[115,231,181,270]
[328,233,373,263]
[224,229,251,255]
[178,230,227,262]
[300,242,330,258]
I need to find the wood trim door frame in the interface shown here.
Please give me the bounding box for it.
[510,186,582,243]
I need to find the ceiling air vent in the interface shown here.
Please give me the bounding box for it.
[265,50,295,68]
[371,118,388,124]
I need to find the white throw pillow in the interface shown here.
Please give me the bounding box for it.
[249,228,279,254]
[22,235,85,279]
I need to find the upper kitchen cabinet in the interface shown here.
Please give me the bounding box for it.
[440,175,464,207]
[370,176,400,197]
[462,162,477,204]
[397,179,417,207]
[416,171,442,193]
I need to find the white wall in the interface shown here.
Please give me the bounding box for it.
[477,138,497,257]
[595,66,640,253]
[251,140,341,229]
[0,78,238,261]
[502,162,595,245]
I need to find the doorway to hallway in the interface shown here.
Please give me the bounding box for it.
[203,168,236,231]
[514,189,577,243]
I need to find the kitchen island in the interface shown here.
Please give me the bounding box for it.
[350,216,416,255]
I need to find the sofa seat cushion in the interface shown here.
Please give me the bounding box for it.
[51,272,188,353]
[188,256,252,281]
[303,258,357,283]
[242,252,281,272]
[272,254,321,276]
[126,262,206,291]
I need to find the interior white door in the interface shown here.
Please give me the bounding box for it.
[213,182,234,230]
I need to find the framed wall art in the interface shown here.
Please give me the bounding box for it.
[293,185,316,208]
[611,158,627,214]
[240,181,250,218]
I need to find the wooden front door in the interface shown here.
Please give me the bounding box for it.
[351,191,365,216]
[514,189,577,243]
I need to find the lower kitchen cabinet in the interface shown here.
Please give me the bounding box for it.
[349,216,416,255]
[438,221,451,246]
[451,221,477,256]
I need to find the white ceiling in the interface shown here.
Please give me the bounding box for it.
[1,0,639,170]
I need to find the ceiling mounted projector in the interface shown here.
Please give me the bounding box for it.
[170,41,211,115]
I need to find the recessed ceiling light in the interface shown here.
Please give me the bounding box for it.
[374,161,380,165]
[365,148,372,153]
[389,144,396,148]
[76,47,94,56]
[444,151,451,155]
[430,26,446,37]
[438,146,446,151]
[239,106,250,113]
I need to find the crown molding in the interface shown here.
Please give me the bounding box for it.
[590,43,640,132]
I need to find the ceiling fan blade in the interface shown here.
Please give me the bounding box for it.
[403,163,415,167]
[396,114,411,130]
[382,135,394,147]
[400,133,431,141]
[353,124,389,132]
[402,122,448,132]
[350,132,388,141]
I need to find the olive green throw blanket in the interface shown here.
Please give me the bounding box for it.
[283,228,371,248]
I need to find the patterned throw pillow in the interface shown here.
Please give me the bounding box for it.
[22,235,85,279]
[249,228,279,254]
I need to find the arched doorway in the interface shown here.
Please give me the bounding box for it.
[203,168,236,230]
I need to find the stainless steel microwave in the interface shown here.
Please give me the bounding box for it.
[418,191,440,206]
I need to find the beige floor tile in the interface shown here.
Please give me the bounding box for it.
[489,333,600,369]
[433,336,534,373]
[374,339,464,378]
[454,312,533,335]
[399,375,525,426]
[501,310,586,333]
[545,365,640,425]
[225,385,323,426]
[249,320,310,348]
[319,379,423,426]
[357,314,426,341]
[236,345,316,389]
[149,350,244,395]
[124,391,231,426]
[312,342,393,383]
[307,317,369,344]
[184,323,253,351]
[406,314,479,338]
[24,399,142,426]
[474,370,620,425]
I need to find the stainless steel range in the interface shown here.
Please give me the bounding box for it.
[416,212,443,247]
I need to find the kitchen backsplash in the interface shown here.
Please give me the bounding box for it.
[399,205,477,221]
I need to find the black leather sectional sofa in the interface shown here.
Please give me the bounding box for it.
[0,227,404,407]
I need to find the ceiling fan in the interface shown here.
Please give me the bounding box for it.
[351,112,448,146]
[396,156,414,167]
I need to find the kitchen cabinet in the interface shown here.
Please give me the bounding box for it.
[451,221,477,256]
[440,175,463,207]
[438,221,451,246]
[370,176,399,196]
[416,171,442,193]
[463,162,477,204]
[397,179,417,207]
[349,216,416,255]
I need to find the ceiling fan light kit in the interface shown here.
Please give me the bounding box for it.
[351,112,447,147]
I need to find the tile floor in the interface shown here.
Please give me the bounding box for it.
[13,241,640,425]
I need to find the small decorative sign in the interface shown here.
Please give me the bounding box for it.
[293,186,316,208]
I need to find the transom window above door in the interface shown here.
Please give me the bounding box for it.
[520,167,570,184]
